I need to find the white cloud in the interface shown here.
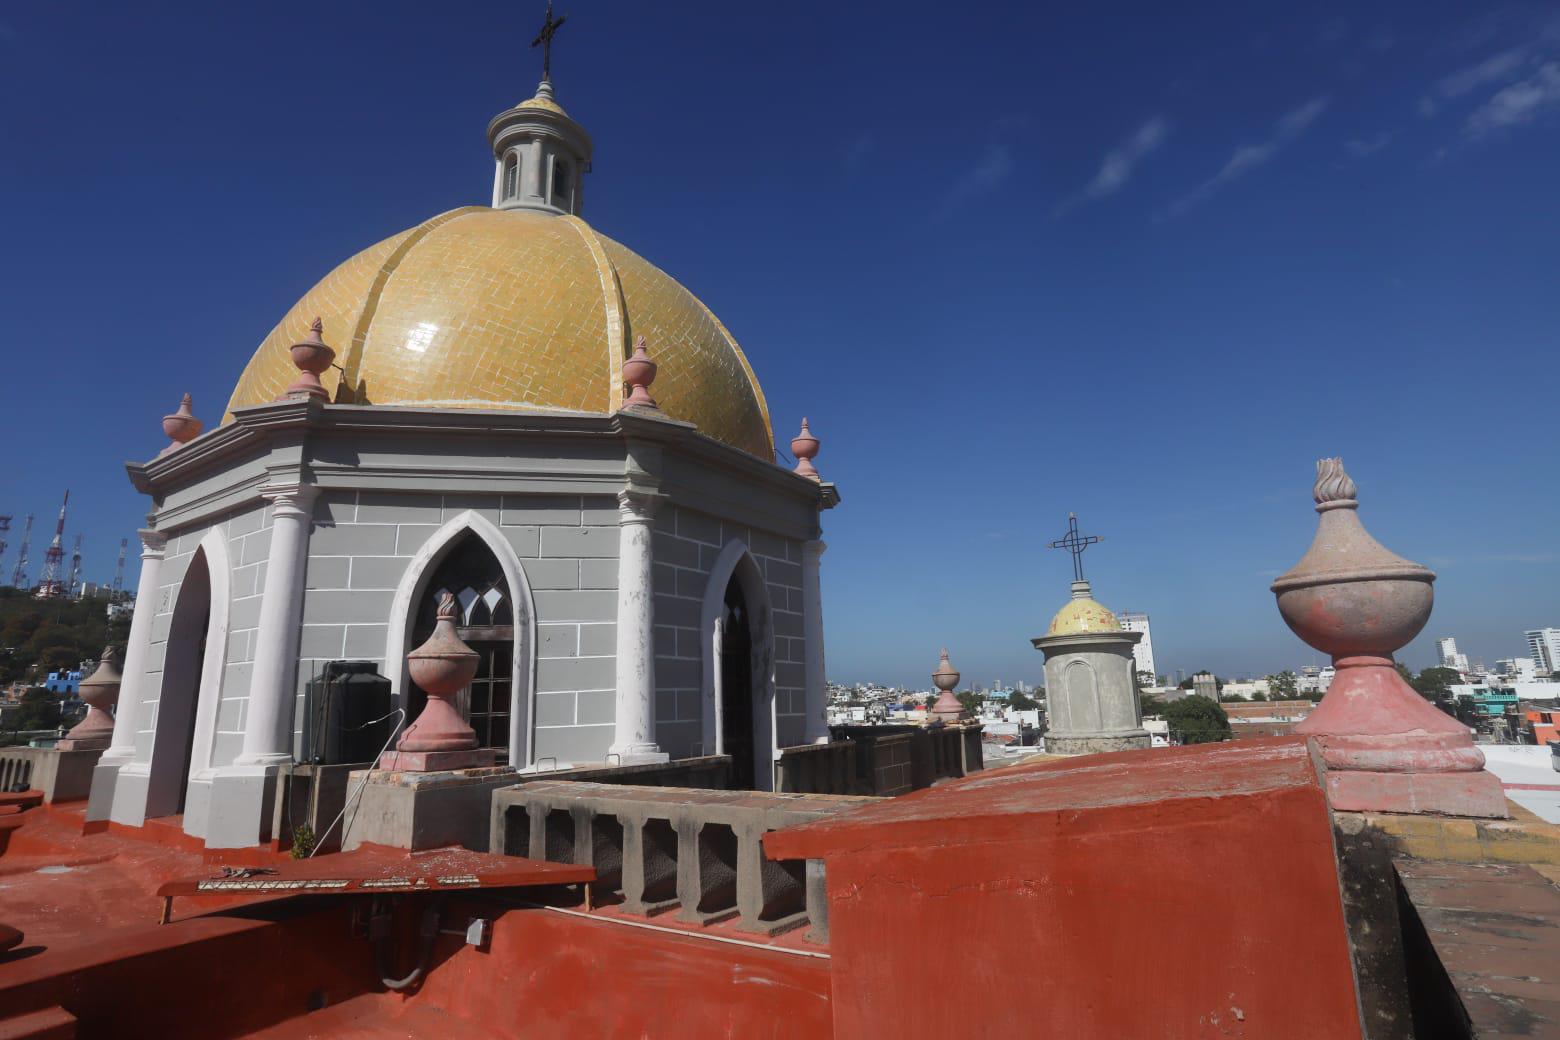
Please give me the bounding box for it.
[1055,117,1171,216]
[935,144,1014,220]
[1166,97,1329,217]
[1344,131,1394,157]
[1465,62,1560,136]
[1436,48,1527,99]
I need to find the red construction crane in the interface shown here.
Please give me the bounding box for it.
[36,491,69,599]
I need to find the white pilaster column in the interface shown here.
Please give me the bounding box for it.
[610,487,667,763]
[90,530,167,777]
[801,539,830,744]
[237,483,319,765]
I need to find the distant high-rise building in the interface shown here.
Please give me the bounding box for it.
[1526,628,1560,675]
[1435,636,1470,673]
[1119,612,1156,678]
[1495,658,1536,682]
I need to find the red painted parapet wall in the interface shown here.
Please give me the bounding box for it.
[405,902,833,1037]
[767,737,1363,1039]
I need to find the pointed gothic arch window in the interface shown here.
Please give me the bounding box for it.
[413,533,514,754]
[552,158,571,210]
[503,152,520,199]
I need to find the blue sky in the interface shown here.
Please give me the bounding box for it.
[1,2,1557,686]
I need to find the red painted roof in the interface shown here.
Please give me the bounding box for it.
[767,736,1319,859]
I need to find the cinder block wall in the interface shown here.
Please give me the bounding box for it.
[138,490,814,778]
[299,490,621,766]
[651,504,809,760]
[137,504,272,771]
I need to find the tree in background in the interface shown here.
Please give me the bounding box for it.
[0,588,131,686]
[1162,695,1231,744]
[1268,670,1299,700]
[1008,690,1039,711]
[1410,666,1461,708]
[7,688,62,734]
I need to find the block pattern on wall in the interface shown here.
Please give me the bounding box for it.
[136,505,273,770]
[297,490,620,766]
[651,504,808,761]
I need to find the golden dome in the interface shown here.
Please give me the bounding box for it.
[224,207,774,459]
[1047,593,1122,636]
[517,94,568,116]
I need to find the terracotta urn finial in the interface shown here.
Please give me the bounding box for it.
[931,648,966,721]
[382,591,495,771]
[58,646,122,750]
[160,394,203,455]
[1272,458,1505,817]
[279,317,336,401]
[623,335,659,409]
[791,418,821,480]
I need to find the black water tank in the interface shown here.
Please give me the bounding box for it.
[307,661,394,765]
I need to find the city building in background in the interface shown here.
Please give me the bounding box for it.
[1526,628,1560,675]
[1118,611,1155,679]
[1436,636,1470,674]
[1495,658,1536,682]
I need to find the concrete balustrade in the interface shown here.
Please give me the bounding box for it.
[492,780,873,941]
[0,747,102,802]
[0,750,36,793]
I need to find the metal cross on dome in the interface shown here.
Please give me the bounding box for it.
[531,1,568,82]
[1048,512,1103,583]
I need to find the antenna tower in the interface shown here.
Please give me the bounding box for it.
[0,515,9,580]
[11,514,33,588]
[36,491,69,599]
[112,537,128,595]
[67,533,83,597]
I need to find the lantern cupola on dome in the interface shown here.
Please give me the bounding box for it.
[487,5,591,216]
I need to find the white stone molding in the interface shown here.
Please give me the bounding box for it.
[100,529,168,766]
[800,539,829,744]
[610,487,667,764]
[383,509,538,768]
[236,483,320,766]
[699,539,779,790]
[172,527,235,840]
[184,527,234,779]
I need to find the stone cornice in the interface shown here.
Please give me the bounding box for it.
[130,403,837,532]
[487,109,593,162]
[1030,630,1144,652]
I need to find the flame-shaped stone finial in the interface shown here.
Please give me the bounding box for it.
[1273,457,1505,818]
[59,646,122,749]
[791,418,821,480]
[930,649,966,721]
[382,590,496,771]
[160,393,203,455]
[1313,457,1358,509]
[280,317,336,401]
[623,335,659,409]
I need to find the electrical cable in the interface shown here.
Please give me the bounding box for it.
[309,706,405,857]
